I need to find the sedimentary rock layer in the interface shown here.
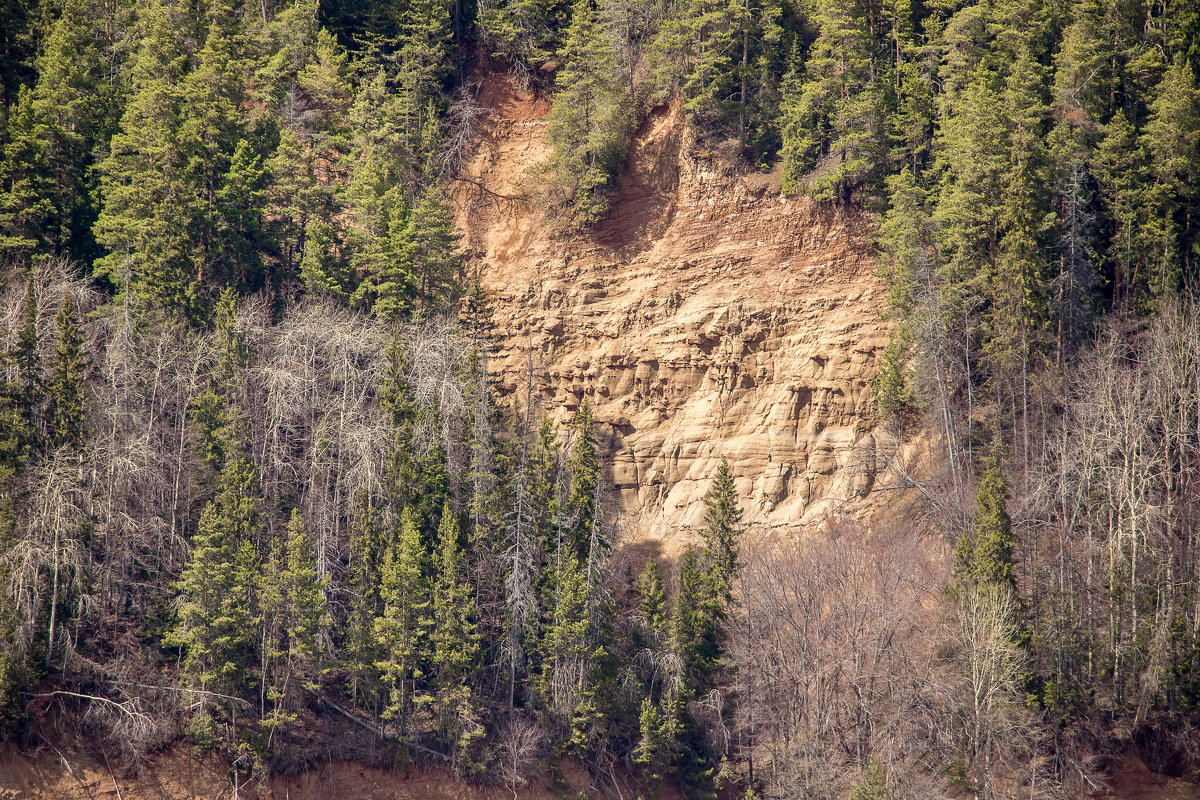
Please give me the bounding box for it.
[452,76,890,550]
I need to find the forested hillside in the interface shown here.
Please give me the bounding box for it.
[0,0,1199,797]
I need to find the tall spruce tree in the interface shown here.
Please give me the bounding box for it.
[954,452,1016,592]
[561,400,600,561]
[170,412,264,695]
[374,507,430,728]
[548,0,632,222]
[93,0,196,315]
[13,272,41,446]
[430,505,483,767]
[262,509,329,735]
[1139,61,1200,304]
[46,295,86,450]
[699,458,741,592]
[345,493,386,701]
[650,0,747,123]
[636,557,669,641]
[779,0,887,200]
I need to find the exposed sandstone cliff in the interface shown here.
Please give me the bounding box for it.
[452,76,893,551]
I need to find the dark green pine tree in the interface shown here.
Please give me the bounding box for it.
[215,139,270,292]
[430,505,484,769]
[632,694,681,793]
[0,0,110,260]
[1051,0,1115,127]
[93,0,196,315]
[344,66,428,310]
[779,0,887,200]
[1139,61,1200,305]
[699,458,742,593]
[260,4,353,295]
[954,452,1016,592]
[548,0,633,222]
[12,272,42,445]
[986,46,1051,383]
[373,506,430,730]
[650,0,746,123]
[636,557,669,641]
[169,411,264,695]
[0,348,32,727]
[478,0,566,72]
[175,0,259,296]
[932,67,1008,345]
[878,165,934,319]
[344,492,386,701]
[531,417,561,551]
[395,0,455,107]
[1092,111,1152,308]
[660,457,745,792]
[671,546,721,686]
[886,0,934,174]
[277,509,329,682]
[872,165,930,427]
[538,547,591,721]
[262,509,329,735]
[397,185,462,308]
[0,87,52,259]
[380,332,449,522]
[46,295,87,450]
[350,188,416,320]
[560,399,600,561]
[872,333,916,432]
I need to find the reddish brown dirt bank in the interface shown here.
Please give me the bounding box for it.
[0,745,629,799]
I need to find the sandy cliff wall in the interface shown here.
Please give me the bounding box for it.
[452,76,891,551]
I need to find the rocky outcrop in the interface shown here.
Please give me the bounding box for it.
[452,76,890,551]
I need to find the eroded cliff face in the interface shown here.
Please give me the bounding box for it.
[452,76,891,551]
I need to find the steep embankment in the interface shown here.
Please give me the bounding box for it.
[453,75,892,551]
[0,744,615,799]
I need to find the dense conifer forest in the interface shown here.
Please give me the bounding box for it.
[0,0,1199,796]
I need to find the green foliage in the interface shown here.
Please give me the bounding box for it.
[374,507,430,725]
[92,0,196,315]
[46,295,86,450]
[633,695,680,790]
[561,400,600,560]
[1139,61,1200,306]
[0,0,109,260]
[650,0,747,123]
[954,453,1016,593]
[548,0,634,222]
[0,87,51,259]
[635,558,668,640]
[540,548,592,719]
[849,758,887,800]
[872,331,915,430]
[380,332,449,522]
[430,505,484,768]
[1,0,1199,789]
[779,0,887,200]
[261,509,329,733]
[700,458,741,591]
[169,412,264,694]
[13,272,41,443]
[671,547,718,684]
[345,493,385,696]
[396,185,462,310]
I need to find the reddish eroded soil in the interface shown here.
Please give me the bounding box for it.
[0,744,649,799]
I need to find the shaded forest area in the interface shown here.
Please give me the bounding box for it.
[0,0,1199,797]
